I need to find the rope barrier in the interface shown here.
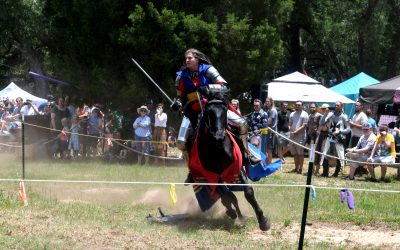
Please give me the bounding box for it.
[0,178,399,194]
[110,139,183,161]
[3,121,400,165]
[0,121,182,160]
[0,142,21,148]
[23,122,168,144]
[267,126,400,167]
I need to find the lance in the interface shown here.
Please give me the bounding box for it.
[131,58,174,105]
[29,71,71,86]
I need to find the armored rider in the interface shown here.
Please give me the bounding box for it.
[171,48,257,183]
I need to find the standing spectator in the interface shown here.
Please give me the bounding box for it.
[77,102,90,157]
[58,117,70,159]
[314,104,330,176]
[153,103,168,166]
[277,102,291,162]
[51,97,71,132]
[365,108,377,134]
[51,97,71,157]
[133,105,152,165]
[349,101,368,147]
[319,101,350,177]
[367,124,396,182]
[19,99,40,116]
[349,101,368,176]
[344,123,376,180]
[12,97,23,118]
[65,95,77,118]
[68,116,80,160]
[306,102,322,145]
[288,101,309,174]
[264,96,278,164]
[306,103,322,175]
[87,108,103,157]
[230,99,241,114]
[248,99,268,150]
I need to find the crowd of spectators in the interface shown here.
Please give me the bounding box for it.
[245,97,399,182]
[0,95,172,165]
[1,93,399,180]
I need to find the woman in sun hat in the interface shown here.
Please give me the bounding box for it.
[133,105,152,165]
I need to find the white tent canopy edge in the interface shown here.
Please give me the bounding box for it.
[0,82,47,107]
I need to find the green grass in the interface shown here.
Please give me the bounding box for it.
[1,153,400,249]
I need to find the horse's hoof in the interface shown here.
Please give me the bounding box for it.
[225,209,237,219]
[259,217,271,231]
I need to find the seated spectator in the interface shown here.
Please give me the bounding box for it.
[0,105,15,134]
[367,124,396,182]
[344,123,376,180]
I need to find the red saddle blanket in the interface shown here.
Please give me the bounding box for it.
[189,130,243,199]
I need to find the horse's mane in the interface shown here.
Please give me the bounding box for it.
[207,89,229,104]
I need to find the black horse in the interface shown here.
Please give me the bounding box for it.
[188,90,270,231]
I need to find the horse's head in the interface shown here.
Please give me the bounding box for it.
[203,90,229,147]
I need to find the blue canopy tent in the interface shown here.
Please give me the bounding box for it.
[330,72,379,118]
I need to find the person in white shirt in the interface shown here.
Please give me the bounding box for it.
[288,100,309,174]
[153,103,168,166]
[349,101,368,147]
[19,99,40,116]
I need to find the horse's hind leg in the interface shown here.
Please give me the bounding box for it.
[240,171,270,231]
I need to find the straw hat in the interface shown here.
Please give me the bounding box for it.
[137,105,150,115]
[321,103,330,109]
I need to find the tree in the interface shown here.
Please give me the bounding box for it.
[0,0,49,96]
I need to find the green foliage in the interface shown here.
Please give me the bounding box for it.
[2,0,400,107]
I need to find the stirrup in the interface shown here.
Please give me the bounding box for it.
[248,154,261,164]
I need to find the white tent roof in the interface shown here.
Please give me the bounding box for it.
[273,71,320,84]
[267,82,355,104]
[268,71,354,103]
[0,82,47,106]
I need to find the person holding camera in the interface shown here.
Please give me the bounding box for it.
[367,124,396,182]
[19,99,40,116]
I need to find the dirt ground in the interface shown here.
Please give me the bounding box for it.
[39,187,400,249]
[250,222,400,249]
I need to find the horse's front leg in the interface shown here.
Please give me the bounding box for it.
[218,186,242,219]
[240,170,270,231]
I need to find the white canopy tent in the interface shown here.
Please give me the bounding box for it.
[267,72,355,104]
[0,82,47,106]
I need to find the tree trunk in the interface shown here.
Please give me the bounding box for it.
[357,0,379,72]
[385,0,400,77]
[15,40,48,98]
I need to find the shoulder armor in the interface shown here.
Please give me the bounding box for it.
[175,75,181,87]
[206,66,227,84]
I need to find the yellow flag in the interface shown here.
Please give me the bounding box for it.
[169,184,177,205]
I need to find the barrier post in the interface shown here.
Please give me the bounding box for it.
[298,143,315,249]
[22,116,25,179]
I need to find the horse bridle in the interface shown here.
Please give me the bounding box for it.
[204,99,228,136]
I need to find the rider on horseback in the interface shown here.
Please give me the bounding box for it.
[171,48,259,184]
